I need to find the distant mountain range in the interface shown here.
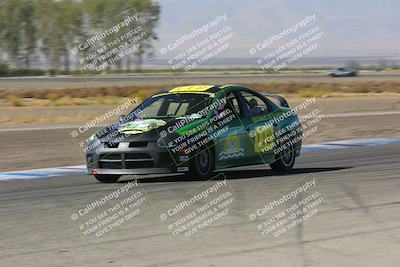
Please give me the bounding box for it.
[142,56,399,68]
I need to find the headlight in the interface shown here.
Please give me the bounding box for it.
[85,134,102,154]
[157,137,174,148]
[88,134,97,142]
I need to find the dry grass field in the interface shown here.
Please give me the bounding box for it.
[1,81,400,108]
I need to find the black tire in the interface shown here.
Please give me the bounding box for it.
[269,142,296,172]
[94,174,120,183]
[189,145,215,179]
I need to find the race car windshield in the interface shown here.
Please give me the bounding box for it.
[131,93,213,119]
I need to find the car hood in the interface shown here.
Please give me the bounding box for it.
[93,116,205,143]
[117,119,167,135]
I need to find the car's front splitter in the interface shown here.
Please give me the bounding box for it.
[87,167,189,176]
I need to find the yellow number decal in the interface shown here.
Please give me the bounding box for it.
[254,126,275,153]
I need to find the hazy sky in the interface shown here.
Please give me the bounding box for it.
[154,0,399,58]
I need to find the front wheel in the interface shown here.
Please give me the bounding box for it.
[189,146,215,179]
[94,174,120,183]
[269,142,296,172]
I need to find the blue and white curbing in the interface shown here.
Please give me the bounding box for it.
[1,137,399,181]
[301,137,400,153]
[0,165,86,181]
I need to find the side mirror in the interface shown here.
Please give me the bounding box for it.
[216,102,226,113]
[118,114,127,122]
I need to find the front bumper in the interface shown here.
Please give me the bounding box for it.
[87,167,175,175]
[86,141,188,175]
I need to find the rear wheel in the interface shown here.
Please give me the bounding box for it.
[94,174,120,183]
[189,146,214,179]
[269,142,296,171]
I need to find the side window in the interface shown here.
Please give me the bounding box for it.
[264,95,280,107]
[240,91,270,117]
[218,91,242,117]
[166,102,190,116]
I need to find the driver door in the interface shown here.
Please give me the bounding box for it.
[238,90,276,164]
[213,90,254,169]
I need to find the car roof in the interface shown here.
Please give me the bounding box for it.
[154,85,258,98]
[168,85,223,94]
[155,85,226,97]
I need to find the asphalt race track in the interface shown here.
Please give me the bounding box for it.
[1,72,400,89]
[1,144,399,267]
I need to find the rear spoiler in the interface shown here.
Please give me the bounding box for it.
[263,94,289,108]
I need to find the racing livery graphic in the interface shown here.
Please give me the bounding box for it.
[86,85,302,182]
[219,133,245,160]
[118,119,167,134]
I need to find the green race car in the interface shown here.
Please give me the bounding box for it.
[86,85,302,183]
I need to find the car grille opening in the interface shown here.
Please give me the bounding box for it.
[98,153,153,169]
[129,141,148,148]
[98,153,122,169]
[125,153,151,160]
[159,152,175,168]
[125,161,153,169]
[100,154,121,160]
[99,161,123,169]
[104,142,119,148]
